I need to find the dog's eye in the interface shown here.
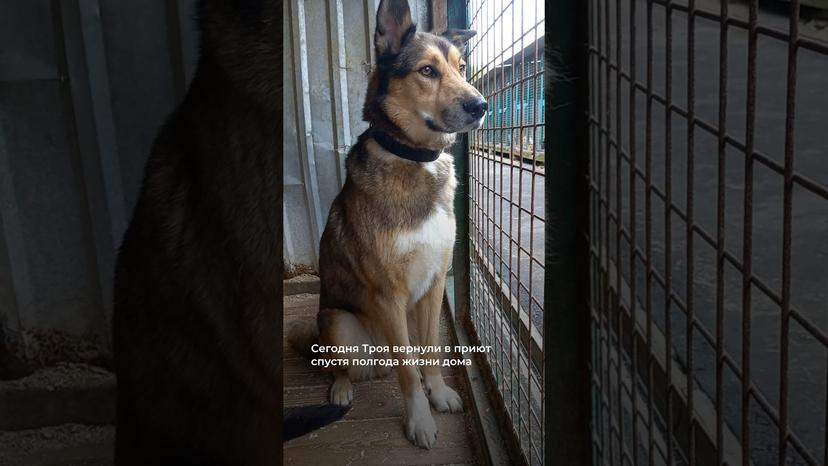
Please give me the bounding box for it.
[459,64,466,73]
[419,66,435,77]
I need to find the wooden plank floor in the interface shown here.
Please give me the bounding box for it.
[283,293,482,465]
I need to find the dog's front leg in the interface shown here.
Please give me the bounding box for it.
[415,266,464,414]
[376,294,438,449]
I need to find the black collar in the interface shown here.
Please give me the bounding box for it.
[371,130,441,163]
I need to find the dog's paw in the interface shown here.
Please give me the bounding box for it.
[373,363,392,379]
[426,382,464,413]
[330,377,353,406]
[404,393,438,449]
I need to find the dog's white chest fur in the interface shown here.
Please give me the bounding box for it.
[394,204,456,304]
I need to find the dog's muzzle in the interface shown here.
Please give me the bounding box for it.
[462,97,488,120]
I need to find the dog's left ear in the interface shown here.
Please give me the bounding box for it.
[375,0,416,58]
[442,29,477,52]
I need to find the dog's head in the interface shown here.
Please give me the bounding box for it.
[196,0,278,106]
[364,0,487,149]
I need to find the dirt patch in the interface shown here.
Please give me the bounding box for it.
[283,274,320,296]
[283,293,320,307]
[0,424,114,466]
[23,331,111,369]
[285,273,318,284]
[0,362,114,392]
[284,264,317,279]
[1,330,112,382]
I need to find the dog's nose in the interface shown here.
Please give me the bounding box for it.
[462,97,488,119]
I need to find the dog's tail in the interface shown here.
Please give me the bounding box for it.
[284,320,346,441]
[284,404,350,441]
[287,319,318,359]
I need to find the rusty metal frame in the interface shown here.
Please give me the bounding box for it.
[587,0,828,465]
[461,0,547,464]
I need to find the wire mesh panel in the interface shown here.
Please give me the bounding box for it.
[464,0,545,464]
[587,0,828,465]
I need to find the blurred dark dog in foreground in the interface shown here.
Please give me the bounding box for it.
[113,1,345,464]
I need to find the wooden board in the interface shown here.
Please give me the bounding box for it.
[285,376,462,421]
[282,292,481,465]
[283,416,475,465]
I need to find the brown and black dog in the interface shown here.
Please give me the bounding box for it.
[112,1,345,465]
[290,0,487,449]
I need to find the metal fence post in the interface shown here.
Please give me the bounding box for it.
[545,0,592,464]
[448,0,471,326]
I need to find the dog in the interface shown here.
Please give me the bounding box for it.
[112,1,346,465]
[289,0,487,450]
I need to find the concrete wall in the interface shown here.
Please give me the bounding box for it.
[0,0,198,356]
[283,0,432,270]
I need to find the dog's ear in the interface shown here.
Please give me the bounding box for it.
[442,29,477,53]
[375,0,416,58]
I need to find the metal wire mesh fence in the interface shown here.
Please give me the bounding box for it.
[587,0,828,465]
[464,0,545,464]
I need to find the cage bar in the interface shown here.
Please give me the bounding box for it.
[464,0,547,464]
